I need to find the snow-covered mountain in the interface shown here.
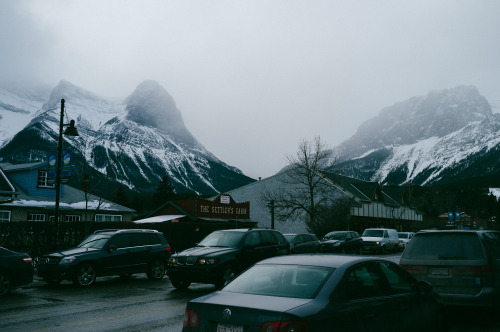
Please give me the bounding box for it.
[0,80,254,196]
[333,86,500,186]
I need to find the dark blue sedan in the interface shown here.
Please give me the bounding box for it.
[182,255,447,331]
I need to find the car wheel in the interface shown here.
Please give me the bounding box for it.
[73,263,97,287]
[381,246,387,254]
[216,266,236,289]
[147,258,166,280]
[170,278,191,290]
[43,277,62,286]
[0,272,11,296]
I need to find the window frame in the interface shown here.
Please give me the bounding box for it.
[37,170,55,188]
[0,210,11,222]
[28,213,46,222]
[95,214,123,222]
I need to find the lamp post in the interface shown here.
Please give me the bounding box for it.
[53,99,79,248]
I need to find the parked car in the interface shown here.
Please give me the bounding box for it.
[0,246,34,296]
[320,230,363,254]
[361,228,399,253]
[182,255,447,332]
[284,233,321,253]
[167,228,290,289]
[400,230,500,308]
[36,229,171,287]
[398,231,415,251]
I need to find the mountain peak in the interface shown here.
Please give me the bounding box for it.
[339,85,492,159]
[124,80,195,143]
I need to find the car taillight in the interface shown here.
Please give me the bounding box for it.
[453,266,494,277]
[183,309,199,328]
[23,257,33,264]
[400,264,428,275]
[260,321,308,332]
[166,247,171,253]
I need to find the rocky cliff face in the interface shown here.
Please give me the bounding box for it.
[333,86,499,186]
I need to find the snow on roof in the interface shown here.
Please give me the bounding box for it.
[133,215,185,223]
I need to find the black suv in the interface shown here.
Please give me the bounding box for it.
[167,228,290,289]
[37,229,171,287]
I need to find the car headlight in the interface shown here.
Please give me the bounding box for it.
[169,257,177,264]
[59,256,76,264]
[199,258,218,265]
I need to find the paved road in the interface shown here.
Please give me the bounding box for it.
[0,275,214,332]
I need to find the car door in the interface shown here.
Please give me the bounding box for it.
[101,233,132,275]
[341,262,404,332]
[240,231,264,270]
[128,233,155,271]
[293,234,306,253]
[374,260,444,331]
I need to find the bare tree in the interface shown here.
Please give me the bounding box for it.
[262,137,340,233]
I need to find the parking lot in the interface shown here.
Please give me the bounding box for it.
[1,253,499,332]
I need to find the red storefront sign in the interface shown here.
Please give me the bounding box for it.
[197,195,250,219]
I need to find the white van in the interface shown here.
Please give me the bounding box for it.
[361,228,399,253]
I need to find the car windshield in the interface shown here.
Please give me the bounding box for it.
[198,231,244,248]
[403,233,485,259]
[362,229,383,237]
[398,233,409,239]
[223,264,333,299]
[78,234,111,249]
[323,232,346,240]
[284,235,296,243]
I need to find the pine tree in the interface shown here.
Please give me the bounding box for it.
[153,176,176,208]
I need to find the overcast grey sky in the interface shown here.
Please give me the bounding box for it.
[1,0,499,179]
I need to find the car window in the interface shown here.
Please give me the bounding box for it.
[345,233,352,240]
[109,234,131,248]
[78,234,111,249]
[270,231,287,244]
[199,231,244,248]
[223,264,333,299]
[346,264,384,300]
[244,231,261,247]
[403,233,485,260]
[362,229,383,237]
[295,235,304,244]
[377,262,416,294]
[260,231,276,245]
[482,232,500,259]
[131,233,160,246]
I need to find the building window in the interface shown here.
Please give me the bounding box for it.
[28,213,46,222]
[95,214,122,222]
[0,211,11,222]
[38,170,55,188]
[65,215,81,222]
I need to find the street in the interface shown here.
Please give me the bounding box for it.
[0,253,498,332]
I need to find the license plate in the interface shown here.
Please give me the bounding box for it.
[217,323,243,332]
[430,267,449,276]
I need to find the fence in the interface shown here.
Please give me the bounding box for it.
[0,220,256,259]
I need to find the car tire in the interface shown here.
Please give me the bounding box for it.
[73,262,97,287]
[147,258,166,280]
[216,266,236,289]
[170,278,191,290]
[0,272,11,296]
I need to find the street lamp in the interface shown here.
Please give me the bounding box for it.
[54,99,79,248]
